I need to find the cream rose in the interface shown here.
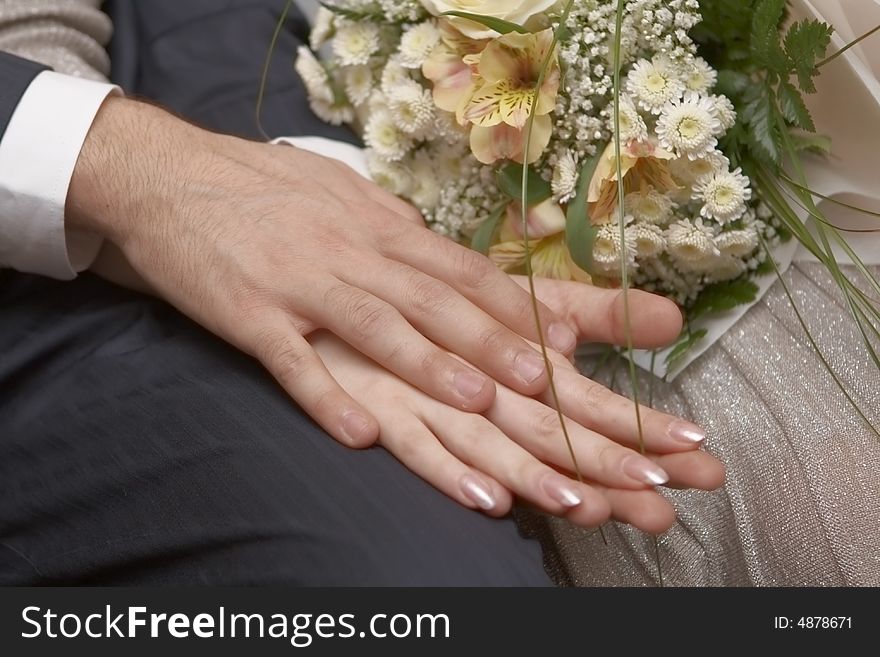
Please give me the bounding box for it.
[420,0,559,39]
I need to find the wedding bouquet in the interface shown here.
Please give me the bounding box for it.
[291,0,878,410]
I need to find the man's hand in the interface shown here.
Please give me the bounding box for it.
[67,97,579,447]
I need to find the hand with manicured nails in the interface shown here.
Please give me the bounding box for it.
[309,279,724,532]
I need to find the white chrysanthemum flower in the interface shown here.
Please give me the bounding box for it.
[593,220,638,277]
[710,94,737,131]
[669,150,730,185]
[387,81,435,135]
[656,93,722,160]
[398,22,442,69]
[666,218,720,272]
[625,189,675,225]
[627,222,666,258]
[363,109,413,162]
[343,65,374,106]
[380,57,413,94]
[714,229,759,258]
[294,46,333,104]
[551,151,579,203]
[694,167,752,223]
[367,151,413,197]
[309,7,336,50]
[408,150,441,211]
[704,255,748,283]
[626,57,686,114]
[332,23,381,66]
[616,95,649,143]
[684,57,717,93]
[309,98,354,126]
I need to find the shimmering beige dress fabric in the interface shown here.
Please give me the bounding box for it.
[0,0,111,79]
[519,263,880,586]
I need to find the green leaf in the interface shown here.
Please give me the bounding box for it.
[745,91,782,165]
[496,163,552,206]
[751,0,789,72]
[564,149,603,274]
[784,19,834,93]
[441,11,530,35]
[319,2,379,21]
[788,130,832,155]
[688,279,760,321]
[716,69,750,97]
[470,204,507,255]
[777,80,815,131]
[754,257,776,276]
[665,329,708,371]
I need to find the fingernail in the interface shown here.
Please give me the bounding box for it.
[548,322,577,353]
[460,474,496,510]
[342,411,371,443]
[541,473,583,508]
[623,455,669,486]
[668,421,706,444]
[514,351,545,384]
[453,370,487,400]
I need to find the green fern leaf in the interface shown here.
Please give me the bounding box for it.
[784,19,834,93]
[777,80,815,131]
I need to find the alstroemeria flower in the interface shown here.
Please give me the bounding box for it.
[461,28,560,164]
[422,22,487,114]
[490,234,591,282]
[420,0,558,39]
[588,139,679,224]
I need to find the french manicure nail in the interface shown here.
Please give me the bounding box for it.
[623,455,669,486]
[541,473,583,508]
[668,421,706,444]
[454,370,487,400]
[548,322,577,353]
[460,474,496,511]
[514,351,545,384]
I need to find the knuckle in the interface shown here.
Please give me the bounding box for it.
[594,443,617,473]
[455,249,496,290]
[535,408,562,440]
[309,387,339,420]
[476,325,510,354]
[418,348,447,377]
[255,330,310,389]
[462,417,493,446]
[408,275,453,317]
[324,284,392,341]
[579,380,610,417]
[314,227,353,258]
[509,292,535,325]
[389,427,422,462]
[349,300,392,341]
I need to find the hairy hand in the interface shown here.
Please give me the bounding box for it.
[68,98,581,447]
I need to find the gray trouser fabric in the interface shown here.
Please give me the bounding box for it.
[0,0,551,586]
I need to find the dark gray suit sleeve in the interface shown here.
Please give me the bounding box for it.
[0,52,49,143]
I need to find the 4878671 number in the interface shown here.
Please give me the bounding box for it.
[774,617,852,629]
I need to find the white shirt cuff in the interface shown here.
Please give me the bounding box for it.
[0,70,120,280]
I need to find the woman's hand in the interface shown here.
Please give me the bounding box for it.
[309,283,723,533]
[69,97,579,449]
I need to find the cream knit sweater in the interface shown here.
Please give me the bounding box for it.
[0,0,111,80]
